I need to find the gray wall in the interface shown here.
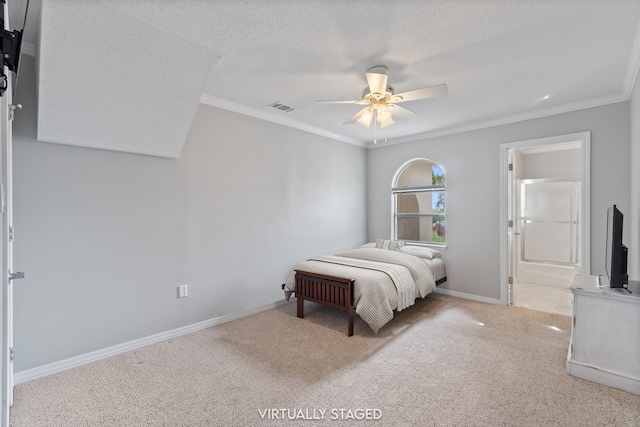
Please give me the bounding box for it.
[630,69,640,280]
[368,103,631,300]
[12,56,368,371]
[520,148,581,180]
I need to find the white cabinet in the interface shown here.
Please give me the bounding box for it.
[566,274,640,395]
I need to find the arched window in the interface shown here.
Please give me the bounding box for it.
[392,159,446,247]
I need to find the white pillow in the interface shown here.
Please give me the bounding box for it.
[399,245,442,259]
[375,239,405,251]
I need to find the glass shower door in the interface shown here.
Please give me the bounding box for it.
[519,178,580,266]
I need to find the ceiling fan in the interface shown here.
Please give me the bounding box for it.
[317,65,448,130]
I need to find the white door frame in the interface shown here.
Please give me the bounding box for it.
[1,2,15,424]
[0,90,13,427]
[499,131,591,305]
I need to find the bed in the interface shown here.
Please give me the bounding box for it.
[282,242,446,336]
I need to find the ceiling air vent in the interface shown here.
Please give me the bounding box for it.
[268,101,296,113]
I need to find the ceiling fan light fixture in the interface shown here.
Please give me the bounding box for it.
[379,117,394,128]
[357,108,374,127]
[376,108,394,128]
[377,106,389,116]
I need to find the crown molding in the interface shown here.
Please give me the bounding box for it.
[202,89,630,151]
[199,94,368,148]
[371,92,629,148]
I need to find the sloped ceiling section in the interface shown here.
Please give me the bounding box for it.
[36,1,220,159]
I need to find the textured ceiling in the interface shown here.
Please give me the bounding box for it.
[15,1,640,156]
[34,1,220,158]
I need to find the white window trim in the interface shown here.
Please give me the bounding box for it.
[391,158,447,249]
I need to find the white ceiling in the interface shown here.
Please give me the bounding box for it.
[11,0,640,157]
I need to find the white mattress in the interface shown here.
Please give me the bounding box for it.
[424,257,446,281]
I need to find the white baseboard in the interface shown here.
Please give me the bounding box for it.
[14,299,293,385]
[566,358,640,396]
[434,287,503,305]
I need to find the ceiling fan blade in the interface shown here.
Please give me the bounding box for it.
[390,105,418,120]
[315,99,360,104]
[392,83,448,102]
[343,108,369,125]
[366,71,388,95]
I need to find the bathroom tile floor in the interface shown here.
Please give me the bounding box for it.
[513,282,573,317]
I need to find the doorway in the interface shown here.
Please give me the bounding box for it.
[500,132,591,315]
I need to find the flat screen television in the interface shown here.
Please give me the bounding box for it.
[605,204,628,288]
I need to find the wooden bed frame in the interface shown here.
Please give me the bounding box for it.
[284,270,447,336]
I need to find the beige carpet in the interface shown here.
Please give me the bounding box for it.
[11,294,640,426]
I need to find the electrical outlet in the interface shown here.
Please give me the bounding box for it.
[178,284,188,298]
